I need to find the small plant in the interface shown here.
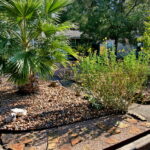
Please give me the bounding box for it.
[73,48,150,111]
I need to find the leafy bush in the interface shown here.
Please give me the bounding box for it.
[139,16,150,51]
[73,49,150,111]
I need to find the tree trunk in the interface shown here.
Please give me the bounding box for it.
[18,74,39,94]
[114,38,118,57]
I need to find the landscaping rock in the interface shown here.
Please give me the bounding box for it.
[107,127,121,135]
[7,143,25,150]
[11,108,27,117]
[48,81,61,87]
[140,122,150,128]
[48,137,60,150]
[128,104,150,121]
[60,144,72,150]
[48,142,56,150]
[118,122,129,129]
[70,133,78,138]
[125,118,138,124]
[71,137,82,146]
[128,112,147,121]
[104,137,119,144]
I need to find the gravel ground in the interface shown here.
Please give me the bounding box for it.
[0,77,116,131]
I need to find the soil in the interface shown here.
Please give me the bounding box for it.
[0,77,117,131]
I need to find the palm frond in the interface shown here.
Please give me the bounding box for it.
[44,0,72,14]
[0,0,41,22]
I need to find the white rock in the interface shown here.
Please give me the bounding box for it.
[11,108,27,117]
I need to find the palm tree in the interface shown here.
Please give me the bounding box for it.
[0,0,76,94]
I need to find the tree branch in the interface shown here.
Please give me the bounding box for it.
[125,0,140,17]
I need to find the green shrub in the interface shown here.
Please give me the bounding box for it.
[73,49,150,111]
[138,16,150,51]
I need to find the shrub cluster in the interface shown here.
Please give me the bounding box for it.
[73,49,150,111]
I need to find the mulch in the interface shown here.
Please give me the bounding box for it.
[0,77,117,131]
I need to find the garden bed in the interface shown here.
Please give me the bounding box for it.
[0,77,118,131]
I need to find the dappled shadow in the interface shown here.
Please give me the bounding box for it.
[0,81,31,128]
[0,77,124,133]
[47,115,124,147]
[0,130,48,149]
[0,89,31,113]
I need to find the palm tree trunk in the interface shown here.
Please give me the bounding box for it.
[18,74,39,94]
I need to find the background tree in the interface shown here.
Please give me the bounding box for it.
[61,0,150,55]
[0,0,75,94]
[139,16,150,51]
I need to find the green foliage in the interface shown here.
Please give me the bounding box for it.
[76,44,92,56]
[62,0,150,53]
[73,49,150,111]
[139,16,150,51]
[0,0,76,86]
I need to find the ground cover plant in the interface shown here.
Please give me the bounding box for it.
[73,48,150,111]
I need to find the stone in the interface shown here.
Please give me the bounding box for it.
[70,133,78,138]
[126,118,138,124]
[107,127,121,135]
[128,104,149,121]
[48,137,60,150]
[7,143,25,150]
[107,127,116,134]
[104,138,119,144]
[114,129,121,134]
[48,81,61,87]
[75,91,81,97]
[48,143,56,150]
[71,137,82,146]
[60,144,72,150]
[11,108,27,117]
[118,122,129,129]
[140,122,150,128]
[144,122,150,128]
